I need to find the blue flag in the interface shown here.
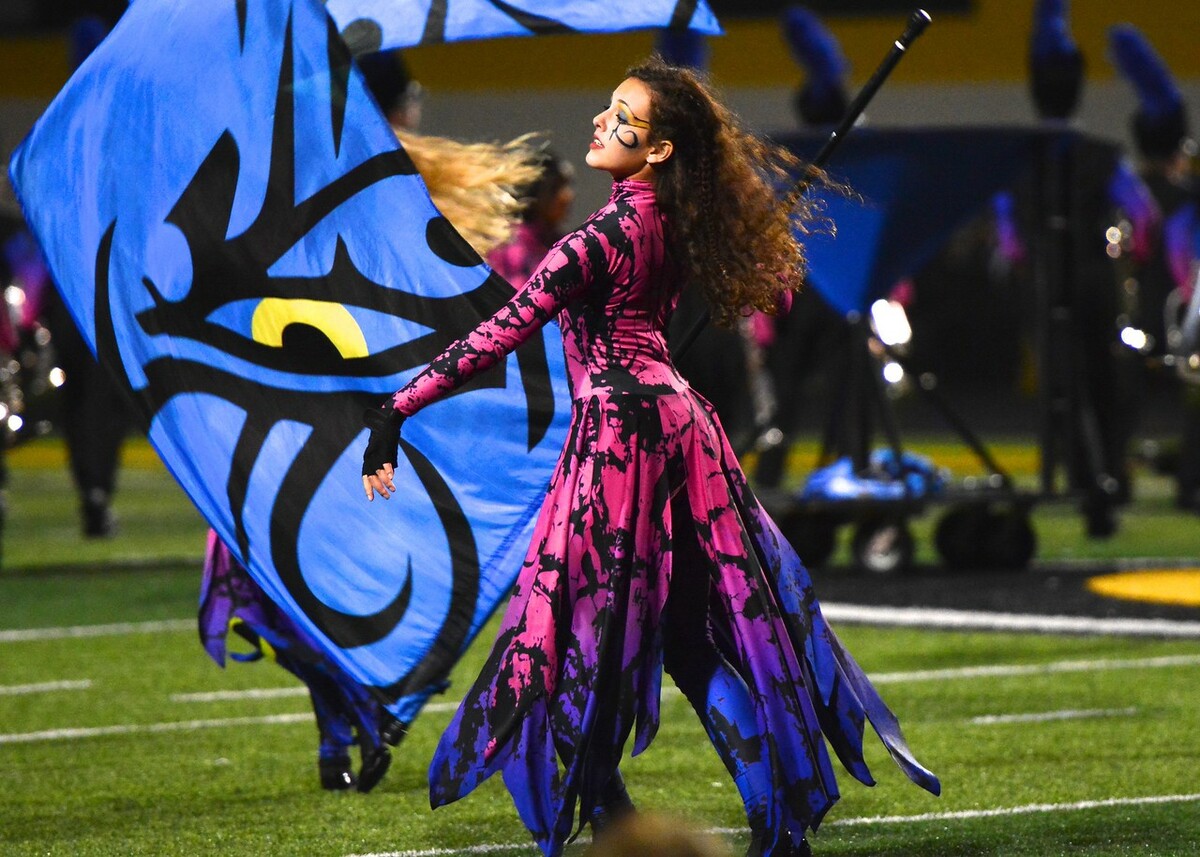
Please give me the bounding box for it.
[325,0,722,53]
[779,128,1042,316]
[9,0,573,722]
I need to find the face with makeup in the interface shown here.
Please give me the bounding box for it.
[586,78,673,181]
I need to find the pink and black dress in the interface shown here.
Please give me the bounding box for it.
[486,220,559,286]
[390,178,939,856]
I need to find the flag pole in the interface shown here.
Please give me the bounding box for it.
[671,9,932,361]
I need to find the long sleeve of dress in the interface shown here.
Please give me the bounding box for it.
[391,227,596,417]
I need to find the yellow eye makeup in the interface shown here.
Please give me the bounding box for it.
[615,101,650,130]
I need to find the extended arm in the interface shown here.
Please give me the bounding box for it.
[392,236,590,417]
[363,227,598,499]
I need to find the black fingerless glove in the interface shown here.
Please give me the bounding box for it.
[362,404,405,476]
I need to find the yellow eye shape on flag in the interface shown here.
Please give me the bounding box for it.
[251,298,369,359]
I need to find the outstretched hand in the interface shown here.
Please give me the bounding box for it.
[364,463,396,501]
[361,404,405,502]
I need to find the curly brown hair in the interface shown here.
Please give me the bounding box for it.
[626,57,816,327]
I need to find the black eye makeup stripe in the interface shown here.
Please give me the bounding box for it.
[607,100,650,149]
[609,125,640,149]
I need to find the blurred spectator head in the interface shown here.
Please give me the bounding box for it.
[583,812,732,857]
[1108,24,1190,161]
[359,49,423,130]
[519,147,575,230]
[1028,0,1084,121]
[780,6,849,127]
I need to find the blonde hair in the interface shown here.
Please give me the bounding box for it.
[396,129,543,257]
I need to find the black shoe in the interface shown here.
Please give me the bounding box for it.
[379,716,409,747]
[82,489,117,538]
[0,492,6,570]
[356,744,391,794]
[1081,492,1117,539]
[589,774,636,837]
[318,753,356,791]
[747,831,812,857]
[1176,488,1200,514]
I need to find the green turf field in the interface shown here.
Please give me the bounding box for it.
[2,437,1199,856]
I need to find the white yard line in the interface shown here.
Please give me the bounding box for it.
[869,653,1200,684]
[0,679,93,696]
[171,654,1200,707]
[820,792,1200,827]
[5,651,1190,745]
[0,712,312,744]
[170,687,466,712]
[0,701,476,745]
[171,687,310,702]
[821,603,1200,637]
[0,619,194,643]
[5,603,1200,646]
[347,846,537,857]
[969,706,1138,725]
[345,793,1200,857]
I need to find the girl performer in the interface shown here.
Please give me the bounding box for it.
[362,57,940,857]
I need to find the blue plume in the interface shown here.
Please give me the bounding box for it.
[656,29,708,70]
[69,16,110,71]
[1031,0,1076,61]
[1108,24,1182,119]
[780,6,848,84]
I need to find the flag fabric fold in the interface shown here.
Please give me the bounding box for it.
[324,0,722,54]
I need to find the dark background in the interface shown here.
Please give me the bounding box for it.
[3,1,974,33]
[1,0,126,31]
[709,0,971,15]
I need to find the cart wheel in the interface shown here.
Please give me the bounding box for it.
[981,505,1037,569]
[779,509,838,568]
[934,504,988,570]
[852,518,913,575]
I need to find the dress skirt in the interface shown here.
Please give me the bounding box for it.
[429,386,939,855]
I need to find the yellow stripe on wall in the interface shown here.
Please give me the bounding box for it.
[0,36,68,99]
[2,2,1195,98]
[372,3,1200,91]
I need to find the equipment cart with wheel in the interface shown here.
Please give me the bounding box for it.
[750,127,1123,574]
